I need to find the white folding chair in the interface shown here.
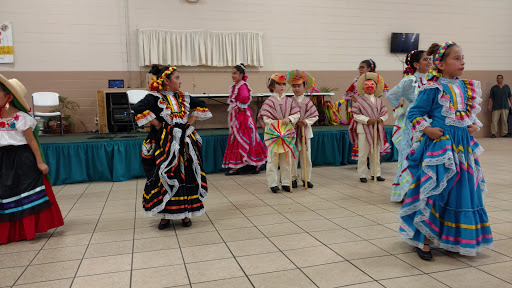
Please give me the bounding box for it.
[32,92,63,135]
[126,90,147,132]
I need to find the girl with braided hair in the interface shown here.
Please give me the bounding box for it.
[399,42,492,260]
[133,65,212,229]
[222,63,267,175]
[386,50,432,202]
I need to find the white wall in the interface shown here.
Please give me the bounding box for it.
[1,0,511,72]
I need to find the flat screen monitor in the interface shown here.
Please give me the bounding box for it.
[108,79,125,88]
[390,33,419,53]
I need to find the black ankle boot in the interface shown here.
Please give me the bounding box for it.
[416,245,432,260]
[158,219,171,230]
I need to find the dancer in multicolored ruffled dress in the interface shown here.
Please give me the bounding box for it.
[399,42,493,260]
[386,50,432,202]
[222,63,267,175]
[133,65,212,229]
[0,75,64,244]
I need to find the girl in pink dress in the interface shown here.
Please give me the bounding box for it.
[222,64,267,175]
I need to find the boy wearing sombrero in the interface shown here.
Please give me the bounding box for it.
[0,74,64,244]
[348,72,391,183]
[258,73,300,193]
[287,70,319,189]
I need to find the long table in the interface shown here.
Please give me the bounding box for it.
[39,126,397,186]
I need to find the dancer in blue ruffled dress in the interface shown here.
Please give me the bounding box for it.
[386,49,432,202]
[399,42,493,260]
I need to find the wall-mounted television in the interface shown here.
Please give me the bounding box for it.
[108,79,125,88]
[390,33,419,53]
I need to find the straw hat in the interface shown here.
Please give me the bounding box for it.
[286,70,315,91]
[0,74,30,111]
[356,72,384,97]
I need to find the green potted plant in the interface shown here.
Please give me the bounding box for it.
[47,96,80,133]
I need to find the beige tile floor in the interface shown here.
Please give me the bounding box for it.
[1,138,512,288]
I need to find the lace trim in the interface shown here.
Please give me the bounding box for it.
[399,148,457,219]
[411,117,431,142]
[228,81,253,109]
[391,165,413,202]
[142,140,157,157]
[393,105,405,118]
[399,225,493,256]
[420,82,440,91]
[160,208,205,220]
[150,91,190,126]
[136,111,156,126]
[143,127,182,217]
[185,125,208,201]
[439,77,460,85]
[399,136,490,256]
[438,80,483,129]
[224,108,266,169]
[190,110,212,120]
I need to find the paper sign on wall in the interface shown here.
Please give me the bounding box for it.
[0,22,14,63]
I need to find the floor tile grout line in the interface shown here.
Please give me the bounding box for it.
[217,180,326,287]
[10,182,93,287]
[198,211,257,288]
[205,183,271,288]
[374,273,454,288]
[128,179,143,288]
[68,182,116,287]
[210,179,317,288]
[209,170,512,286]
[239,175,410,284]
[472,262,512,285]
[173,217,193,287]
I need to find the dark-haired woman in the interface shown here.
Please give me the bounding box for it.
[0,75,63,244]
[386,50,432,202]
[133,65,212,229]
[345,59,389,161]
[222,64,266,175]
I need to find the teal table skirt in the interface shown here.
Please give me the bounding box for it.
[41,128,397,186]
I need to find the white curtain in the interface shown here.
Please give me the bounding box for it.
[138,30,264,67]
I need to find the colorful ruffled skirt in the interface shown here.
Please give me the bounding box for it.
[399,126,493,256]
[0,145,64,244]
[222,108,266,169]
[141,123,207,219]
[390,113,413,201]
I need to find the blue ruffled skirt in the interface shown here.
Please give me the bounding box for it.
[399,126,493,256]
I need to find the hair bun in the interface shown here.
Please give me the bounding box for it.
[149,64,161,76]
[427,43,441,56]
